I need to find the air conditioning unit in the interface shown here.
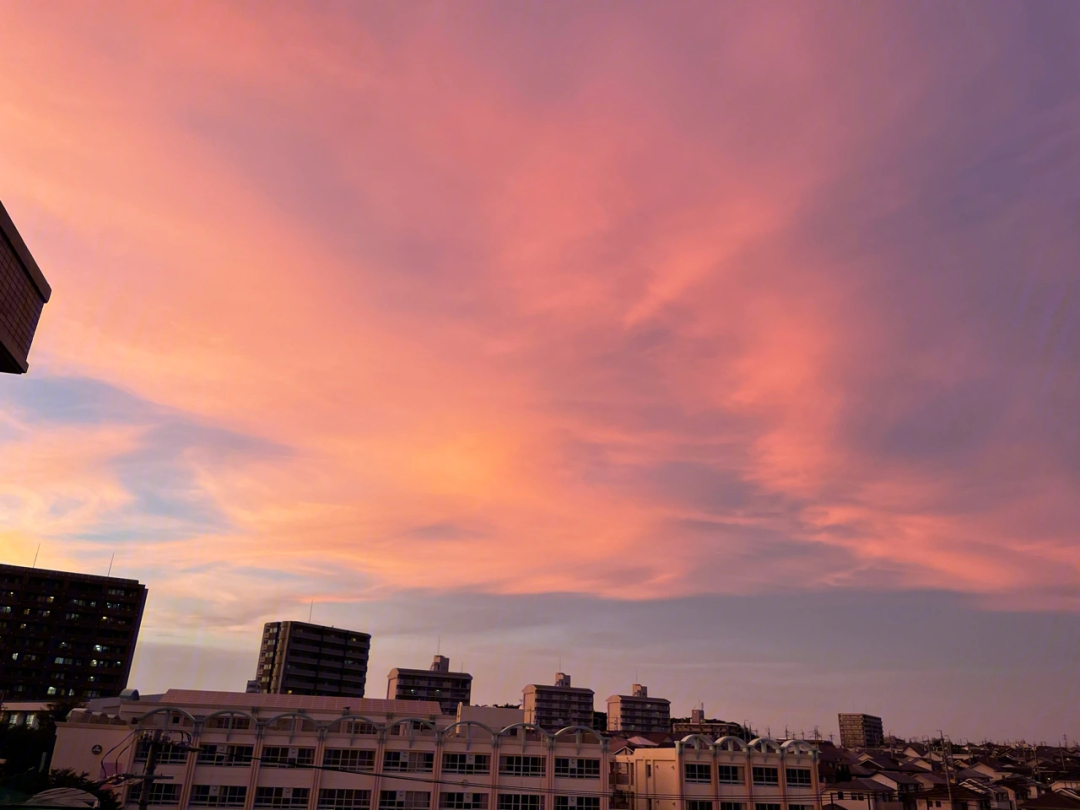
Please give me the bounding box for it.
[466,755,476,765]
[283,789,293,799]
[289,747,299,759]
[209,786,220,796]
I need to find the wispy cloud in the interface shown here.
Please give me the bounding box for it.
[0,0,1078,734]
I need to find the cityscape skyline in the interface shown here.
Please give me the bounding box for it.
[0,1,1078,748]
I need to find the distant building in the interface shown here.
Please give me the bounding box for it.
[456,703,525,729]
[0,563,146,699]
[671,706,744,738]
[256,621,370,698]
[606,684,671,733]
[522,672,594,731]
[0,199,51,374]
[839,713,885,749]
[387,654,472,715]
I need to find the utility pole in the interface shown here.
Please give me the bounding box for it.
[938,731,953,810]
[137,730,162,810]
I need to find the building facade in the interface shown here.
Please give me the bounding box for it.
[611,735,821,810]
[0,563,146,699]
[387,655,472,715]
[0,199,51,374]
[671,709,744,739]
[51,689,613,810]
[606,685,670,734]
[837,715,884,750]
[257,622,371,698]
[522,673,594,732]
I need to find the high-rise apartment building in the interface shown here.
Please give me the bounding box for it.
[606,683,671,733]
[522,672,594,731]
[0,200,51,374]
[387,654,472,715]
[0,563,147,699]
[256,621,370,697]
[838,712,884,749]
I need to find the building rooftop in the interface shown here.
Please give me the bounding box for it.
[156,689,441,714]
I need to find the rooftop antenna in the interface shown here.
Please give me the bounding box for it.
[308,599,314,623]
[107,552,115,578]
[437,635,441,655]
[32,544,40,569]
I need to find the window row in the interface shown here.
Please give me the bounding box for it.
[683,765,812,787]
[686,804,813,810]
[127,788,599,810]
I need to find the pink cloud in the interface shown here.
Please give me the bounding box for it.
[0,0,1076,635]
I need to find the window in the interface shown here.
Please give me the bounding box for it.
[645,764,651,778]
[752,768,779,786]
[255,788,310,808]
[127,783,182,806]
[444,754,490,774]
[262,746,315,767]
[190,786,247,807]
[687,803,713,810]
[685,763,711,784]
[786,769,812,787]
[206,715,252,730]
[790,805,812,810]
[319,790,371,810]
[134,740,189,765]
[497,796,544,810]
[554,758,600,779]
[554,800,598,810]
[324,749,375,772]
[379,792,431,810]
[717,766,741,784]
[440,794,489,810]
[197,745,253,766]
[500,756,545,777]
[384,751,434,773]
[755,804,781,810]
[338,719,378,735]
[720,804,744,810]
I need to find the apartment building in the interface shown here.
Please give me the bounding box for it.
[51,689,612,810]
[0,199,51,374]
[606,685,671,734]
[387,655,472,715]
[522,673,594,732]
[838,714,884,749]
[671,709,744,739]
[257,622,371,698]
[0,563,147,699]
[611,735,820,810]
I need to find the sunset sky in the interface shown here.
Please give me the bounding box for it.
[1,2,1079,742]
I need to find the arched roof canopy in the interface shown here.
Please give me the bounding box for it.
[679,734,714,750]
[553,725,605,743]
[715,735,749,751]
[749,737,782,754]
[135,707,198,727]
[499,722,553,740]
